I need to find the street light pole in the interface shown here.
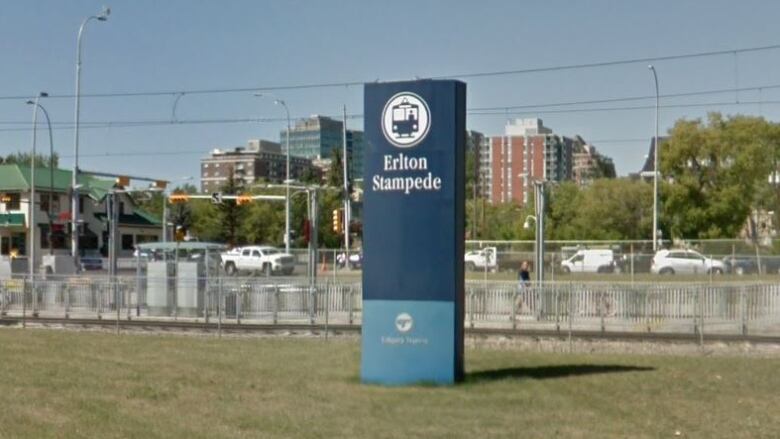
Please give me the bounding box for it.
[27,96,40,280]
[254,93,292,253]
[649,65,660,252]
[72,6,110,268]
[26,95,54,255]
[276,100,292,254]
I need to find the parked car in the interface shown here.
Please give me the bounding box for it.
[80,250,103,271]
[722,255,780,275]
[221,246,295,276]
[464,247,497,272]
[651,249,724,275]
[337,252,362,269]
[560,249,617,273]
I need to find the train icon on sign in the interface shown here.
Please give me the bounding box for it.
[391,98,419,137]
[382,92,430,148]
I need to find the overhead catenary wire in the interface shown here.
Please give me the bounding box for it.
[0,43,779,101]
[0,98,777,133]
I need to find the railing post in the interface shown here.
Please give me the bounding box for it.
[740,285,748,336]
[599,291,606,333]
[95,283,101,320]
[309,285,316,325]
[554,285,560,332]
[22,279,27,328]
[348,285,354,325]
[324,283,330,340]
[203,277,209,324]
[236,289,242,325]
[64,282,70,319]
[273,284,279,325]
[511,287,517,330]
[469,289,475,329]
[568,282,573,353]
[217,275,223,338]
[115,281,120,335]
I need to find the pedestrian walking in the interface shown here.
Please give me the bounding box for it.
[515,260,531,314]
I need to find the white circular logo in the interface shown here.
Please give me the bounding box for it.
[395,312,414,333]
[382,92,431,148]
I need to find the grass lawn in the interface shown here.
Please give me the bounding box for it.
[0,329,778,438]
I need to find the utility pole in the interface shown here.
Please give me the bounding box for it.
[342,105,351,268]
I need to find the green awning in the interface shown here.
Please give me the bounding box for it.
[0,164,117,201]
[0,213,25,227]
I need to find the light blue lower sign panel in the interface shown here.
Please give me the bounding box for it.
[361,300,455,385]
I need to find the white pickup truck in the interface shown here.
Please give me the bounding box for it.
[464,247,497,272]
[221,246,295,276]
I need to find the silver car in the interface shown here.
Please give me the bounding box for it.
[651,249,724,275]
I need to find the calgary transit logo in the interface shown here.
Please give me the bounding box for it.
[382,92,430,148]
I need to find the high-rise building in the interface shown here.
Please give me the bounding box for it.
[282,115,365,180]
[465,130,487,197]
[571,136,616,185]
[488,118,573,205]
[200,140,317,193]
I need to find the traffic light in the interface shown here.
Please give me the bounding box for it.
[169,193,189,204]
[175,227,186,242]
[236,195,252,206]
[332,208,343,234]
[115,176,130,187]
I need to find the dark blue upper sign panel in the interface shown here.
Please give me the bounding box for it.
[363,80,466,302]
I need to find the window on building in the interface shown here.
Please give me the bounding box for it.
[121,234,135,250]
[3,193,20,210]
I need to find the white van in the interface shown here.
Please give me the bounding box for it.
[560,249,616,273]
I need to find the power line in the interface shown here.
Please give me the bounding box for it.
[1,80,777,130]
[1,43,779,101]
[469,83,780,112]
[435,43,780,79]
[1,98,776,133]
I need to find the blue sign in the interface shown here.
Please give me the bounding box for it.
[362,80,466,385]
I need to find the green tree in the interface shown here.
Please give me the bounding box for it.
[661,113,778,239]
[3,152,59,168]
[574,179,652,240]
[216,170,245,246]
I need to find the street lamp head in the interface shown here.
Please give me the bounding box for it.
[25,100,34,105]
[274,99,285,106]
[97,6,111,21]
[39,92,49,98]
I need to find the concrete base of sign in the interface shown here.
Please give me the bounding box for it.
[361,300,457,385]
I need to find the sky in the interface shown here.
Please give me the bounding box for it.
[2,0,780,184]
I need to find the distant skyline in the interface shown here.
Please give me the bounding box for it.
[2,0,780,183]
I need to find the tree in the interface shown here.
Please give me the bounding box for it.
[217,170,245,246]
[2,152,59,168]
[573,179,652,240]
[661,113,779,239]
[326,147,344,188]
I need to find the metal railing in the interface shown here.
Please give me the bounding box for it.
[2,277,779,338]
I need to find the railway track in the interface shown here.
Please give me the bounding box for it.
[2,316,779,345]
